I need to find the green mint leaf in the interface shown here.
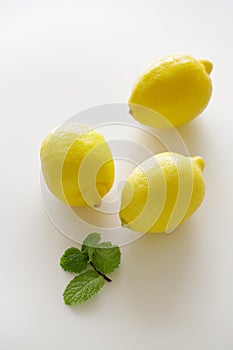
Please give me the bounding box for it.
[82,233,101,261]
[63,270,105,305]
[60,247,88,273]
[98,242,112,247]
[92,242,121,274]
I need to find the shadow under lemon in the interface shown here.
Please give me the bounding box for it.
[117,218,201,322]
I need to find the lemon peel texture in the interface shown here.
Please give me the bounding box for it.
[119,152,205,233]
[40,123,114,207]
[129,54,213,128]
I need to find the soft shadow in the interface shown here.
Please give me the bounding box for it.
[135,113,211,156]
[121,220,199,322]
[176,114,211,155]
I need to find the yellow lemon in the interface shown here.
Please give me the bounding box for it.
[129,54,213,128]
[40,123,114,207]
[120,152,205,233]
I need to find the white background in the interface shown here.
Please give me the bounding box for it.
[1,0,233,349]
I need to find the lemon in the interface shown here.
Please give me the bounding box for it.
[40,123,114,207]
[119,152,205,233]
[129,54,213,128]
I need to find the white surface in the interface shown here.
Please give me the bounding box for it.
[1,0,233,349]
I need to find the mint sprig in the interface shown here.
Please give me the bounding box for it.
[60,233,121,305]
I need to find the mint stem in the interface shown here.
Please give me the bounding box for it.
[90,262,112,282]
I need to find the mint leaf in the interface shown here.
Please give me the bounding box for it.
[63,270,105,305]
[60,247,88,273]
[82,233,101,261]
[98,242,112,247]
[92,242,121,274]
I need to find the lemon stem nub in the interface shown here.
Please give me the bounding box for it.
[192,156,205,171]
[128,107,133,116]
[121,220,128,228]
[199,59,213,74]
